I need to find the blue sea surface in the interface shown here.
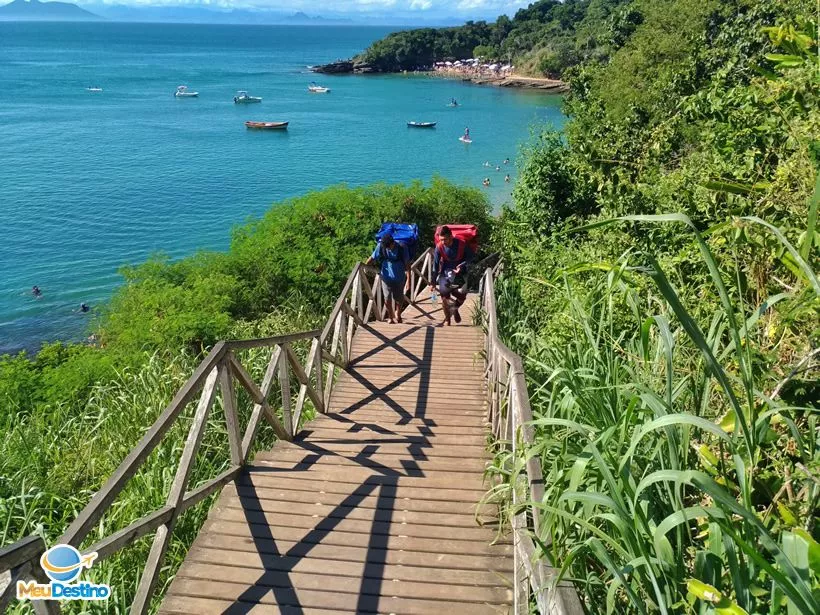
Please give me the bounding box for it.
[0,22,565,354]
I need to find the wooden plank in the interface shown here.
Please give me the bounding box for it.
[160,595,351,615]
[242,464,491,491]
[299,420,490,438]
[223,329,321,351]
[190,533,511,573]
[249,448,488,474]
[299,428,489,446]
[236,473,489,503]
[166,578,508,615]
[273,440,490,460]
[173,562,513,604]
[329,385,487,400]
[224,483,488,516]
[216,494,497,530]
[0,535,44,572]
[326,404,489,420]
[209,504,505,543]
[183,544,509,588]
[199,518,511,558]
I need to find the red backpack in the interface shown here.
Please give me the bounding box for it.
[435,224,479,262]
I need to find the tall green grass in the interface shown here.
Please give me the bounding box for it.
[496,214,819,614]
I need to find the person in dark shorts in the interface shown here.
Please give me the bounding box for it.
[431,225,475,326]
[365,233,410,324]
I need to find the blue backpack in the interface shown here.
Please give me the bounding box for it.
[375,223,419,259]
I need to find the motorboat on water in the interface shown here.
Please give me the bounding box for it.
[86,86,103,92]
[407,121,436,128]
[234,90,262,104]
[245,121,288,130]
[308,82,330,93]
[175,85,199,98]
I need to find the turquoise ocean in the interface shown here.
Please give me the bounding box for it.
[0,22,565,354]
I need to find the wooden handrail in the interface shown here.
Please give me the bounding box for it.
[480,266,584,615]
[1,259,391,615]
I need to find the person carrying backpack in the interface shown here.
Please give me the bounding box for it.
[365,233,411,324]
[431,225,475,326]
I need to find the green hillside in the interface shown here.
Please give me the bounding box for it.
[359,0,634,77]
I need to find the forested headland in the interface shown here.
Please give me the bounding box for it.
[1,0,818,612]
[357,0,637,76]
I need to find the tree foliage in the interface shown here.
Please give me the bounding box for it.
[360,0,632,76]
[495,0,819,612]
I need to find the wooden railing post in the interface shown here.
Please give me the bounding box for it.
[218,355,243,465]
[278,344,293,440]
[131,366,219,615]
[312,336,325,413]
[239,345,282,461]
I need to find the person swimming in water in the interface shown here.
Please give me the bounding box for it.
[80,303,90,313]
[504,174,510,182]
[32,286,42,298]
[503,158,510,164]
[482,177,491,187]
[496,165,501,171]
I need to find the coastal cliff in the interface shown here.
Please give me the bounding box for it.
[311,59,374,74]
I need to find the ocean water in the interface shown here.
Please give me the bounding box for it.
[0,22,565,354]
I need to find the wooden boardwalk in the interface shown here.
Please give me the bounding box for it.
[160,294,514,614]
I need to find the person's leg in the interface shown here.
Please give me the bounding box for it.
[386,296,397,323]
[381,280,396,323]
[437,277,452,325]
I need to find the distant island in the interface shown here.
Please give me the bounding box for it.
[0,0,102,20]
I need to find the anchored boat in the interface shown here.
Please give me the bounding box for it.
[245,121,288,130]
[174,85,198,98]
[234,90,262,104]
[407,121,437,128]
[308,83,330,93]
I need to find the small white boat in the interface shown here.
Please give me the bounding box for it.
[308,82,330,93]
[234,90,262,104]
[86,86,103,92]
[175,85,199,98]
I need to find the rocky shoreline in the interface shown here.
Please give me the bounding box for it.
[311,59,375,74]
[310,60,568,92]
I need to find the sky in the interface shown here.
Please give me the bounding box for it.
[78,0,535,21]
